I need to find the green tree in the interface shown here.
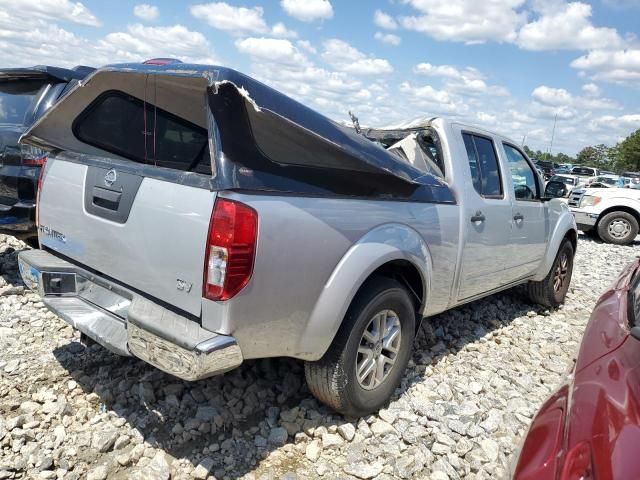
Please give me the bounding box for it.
[576,144,615,167]
[616,129,640,172]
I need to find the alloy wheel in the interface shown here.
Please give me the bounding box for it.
[553,252,570,293]
[356,309,402,390]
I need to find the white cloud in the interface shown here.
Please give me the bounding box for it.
[280,0,333,22]
[0,6,217,68]
[571,47,640,84]
[400,0,526,44]
[517,2,623,51]
[190,2,296,38]
[414,63,480,80]
[322,39,393,75]
[398,82,463,113]
[0,0,100,26]
[374,10,397,30]
[477,112,498,124]
[414,63,508,96]
[374,32,401,46]
[133,4,159,21]
[235,37,310,67]
[296,40,317,54]
[190,2,268,35]
[271,22,297,38]
[581,83,600,97]
[532,84,619,111]
[97,24,218,64]
[532,86,573,106]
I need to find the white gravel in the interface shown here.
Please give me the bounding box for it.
[0,233,637,479]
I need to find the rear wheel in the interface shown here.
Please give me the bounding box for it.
[597,211,638,245]
[305,277,415,417]
[526,239,574,308]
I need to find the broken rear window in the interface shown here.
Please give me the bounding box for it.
[73,90,211,175]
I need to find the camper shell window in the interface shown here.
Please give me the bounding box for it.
[73,90,211,175]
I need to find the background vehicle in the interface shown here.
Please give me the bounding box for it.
[512,259,640,480]
[535,160,556,180]
[18,63,577,416]
[570,187,640,244]
[571,166,599,178]
[0,65,93,245]
[585,174,623,188]
[545,174,584,199]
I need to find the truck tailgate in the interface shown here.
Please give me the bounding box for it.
[38,157,214,317]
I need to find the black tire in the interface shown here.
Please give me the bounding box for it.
[597,211,639,245]
[305,277,415,417]
[526,239,574,308]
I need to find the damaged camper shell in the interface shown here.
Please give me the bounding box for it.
[19,63,577,416]
[23,63,453,203]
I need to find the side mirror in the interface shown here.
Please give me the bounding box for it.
[542,181,567,201]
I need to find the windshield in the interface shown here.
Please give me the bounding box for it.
[0,80,46,125]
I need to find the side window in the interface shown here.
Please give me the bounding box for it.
[462,133,503,198]
[503,144,539,200]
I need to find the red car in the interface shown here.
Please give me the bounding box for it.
[512,258,640,480]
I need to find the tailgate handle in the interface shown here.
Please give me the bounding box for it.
[92,187,122,211]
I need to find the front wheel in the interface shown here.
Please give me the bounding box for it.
[305,277,415,417]
[526,239,574,308]
[597,211,639,245]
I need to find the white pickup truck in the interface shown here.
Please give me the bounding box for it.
[18,63,577,416]
[570,187,640,244]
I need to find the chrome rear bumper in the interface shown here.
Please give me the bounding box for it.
[18,249,243,381]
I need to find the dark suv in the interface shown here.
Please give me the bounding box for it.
[0,65,93,245]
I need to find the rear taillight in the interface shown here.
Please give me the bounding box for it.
[35,156,48,228]
[21,145,48,166]
[561,441,595,480]
[203,198,257,301]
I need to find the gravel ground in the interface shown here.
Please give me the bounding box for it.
[0,233,637,480]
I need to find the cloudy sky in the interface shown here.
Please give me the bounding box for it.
[1,0,638,155]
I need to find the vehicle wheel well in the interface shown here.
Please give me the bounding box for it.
[596,206,640,228]
[564,228,577,253]
[364,260,424,326]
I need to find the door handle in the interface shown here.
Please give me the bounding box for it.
[92,186,122,211]
[470,211,485,223]
[513,213,524,222]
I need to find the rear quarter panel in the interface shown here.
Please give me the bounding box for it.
[202,192,460,360]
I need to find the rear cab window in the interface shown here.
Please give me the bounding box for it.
[462,132,503,198]
[73,90,211,175]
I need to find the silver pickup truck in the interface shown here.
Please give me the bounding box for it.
[17,64,577,416]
